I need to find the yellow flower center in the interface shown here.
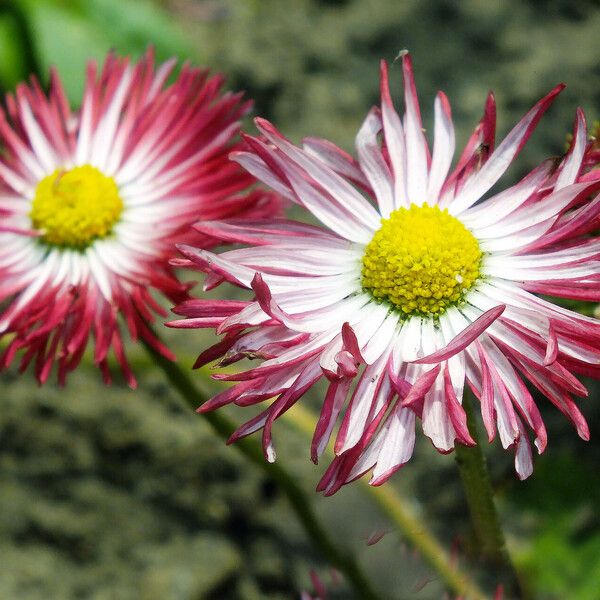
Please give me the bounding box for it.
[30,165,123,249]
[361,203,482,317]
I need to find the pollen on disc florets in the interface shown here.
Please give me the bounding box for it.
[30,165,123,249]
[361,203,482,317]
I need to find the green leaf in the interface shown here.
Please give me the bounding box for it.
[0,13,27,92]
[15,0,197,103]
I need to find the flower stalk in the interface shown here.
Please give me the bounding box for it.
[455,391,524,597]
[285,403,488,600]
[144,338,382,600]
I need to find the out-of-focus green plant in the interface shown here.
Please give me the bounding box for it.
[0,10,28,92]
[2,0,197,101]
[187,0,600,163]
[511,444,600,600]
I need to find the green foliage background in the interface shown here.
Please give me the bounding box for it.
[0,0,599,598]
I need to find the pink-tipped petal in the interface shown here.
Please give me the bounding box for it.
[451,84,564,214]
[413,305,505,364]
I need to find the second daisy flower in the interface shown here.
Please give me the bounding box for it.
[173,53,600,493]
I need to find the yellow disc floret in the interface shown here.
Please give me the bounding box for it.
[30,165,123,249]
[361,203,482,317]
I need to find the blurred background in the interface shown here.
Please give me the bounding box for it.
[1,0,600,598]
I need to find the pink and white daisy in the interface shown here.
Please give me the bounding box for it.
[172,52,600,494]
[0,49,277,386]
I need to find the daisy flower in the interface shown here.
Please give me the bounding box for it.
[172,52,600,494]
[0,49,277,387]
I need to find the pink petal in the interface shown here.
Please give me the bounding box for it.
[450,84,565,214]
[443,365,475,446]
[401,364,441,409]
[413,305,505,364]
[401,52,429,204]
[555,108,586,190]
[427,91,455,203]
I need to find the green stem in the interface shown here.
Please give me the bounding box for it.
[144,341,382,600]
[370,486,487,600]
[455,391,524,597]
[284,403,488,600]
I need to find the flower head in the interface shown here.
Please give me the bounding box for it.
[0,49,278,386]
[173,53,600,493]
